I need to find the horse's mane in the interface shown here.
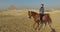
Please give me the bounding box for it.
[31,11,39,15]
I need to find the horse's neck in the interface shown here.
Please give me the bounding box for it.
[31,14,36,19]
[32,15,35,18]
[31,12,39,19]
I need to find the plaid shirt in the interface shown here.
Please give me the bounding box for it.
[40,7,44,14]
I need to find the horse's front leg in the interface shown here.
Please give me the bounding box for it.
[33,22,36,29]
[34,21,39,30]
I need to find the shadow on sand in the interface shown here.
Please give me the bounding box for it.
[51,28,56,32]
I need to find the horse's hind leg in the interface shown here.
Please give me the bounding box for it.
[48,22,54,31]
[49,24,52,28]
[48,21,52,28]
[48,23,56,32]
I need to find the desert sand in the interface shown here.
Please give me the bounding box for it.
[0,10,60,32]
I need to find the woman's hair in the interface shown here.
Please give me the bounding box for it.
[41,4,44,7]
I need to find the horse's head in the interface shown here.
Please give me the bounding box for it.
[28,11,40,19]
[28,11,32,19]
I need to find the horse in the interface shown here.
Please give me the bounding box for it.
[28,11,40,30]
[28,11,52,30]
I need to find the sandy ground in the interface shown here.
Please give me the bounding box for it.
[0,10,60,32]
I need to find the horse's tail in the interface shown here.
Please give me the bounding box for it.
[47,14,52,24]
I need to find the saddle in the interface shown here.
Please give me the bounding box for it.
[42,15,47,21]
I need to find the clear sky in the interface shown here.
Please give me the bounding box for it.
[0,0,60,10]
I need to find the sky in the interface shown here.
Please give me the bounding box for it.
[0,0,60,10]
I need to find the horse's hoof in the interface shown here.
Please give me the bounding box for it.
[38,28,40,30]
[35,28,37,30]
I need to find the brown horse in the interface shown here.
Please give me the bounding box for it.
[28,11,52,30]
[28,11,40,30]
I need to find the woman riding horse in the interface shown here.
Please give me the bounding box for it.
[39,4,44,24]
[28,11,52,30]
[39,4,52,30]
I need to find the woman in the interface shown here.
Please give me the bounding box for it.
[39,4,44,24]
